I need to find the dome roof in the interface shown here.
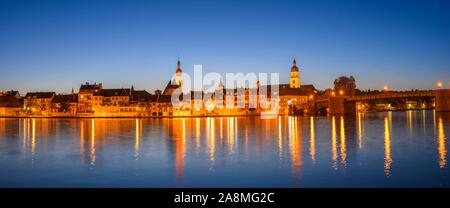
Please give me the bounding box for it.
[291,59,299,72]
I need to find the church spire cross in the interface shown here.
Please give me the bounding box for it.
[176,58,182,74]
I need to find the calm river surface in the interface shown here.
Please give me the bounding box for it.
[0,110,449,187]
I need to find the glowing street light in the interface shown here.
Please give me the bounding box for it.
[437,82,443,88]
[383,86,388,91]
[339,90,344,96]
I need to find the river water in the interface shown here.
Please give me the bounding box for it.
[0,110,448,187]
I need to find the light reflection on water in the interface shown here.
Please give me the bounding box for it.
[438,116,447,169]
[331,116,338,170]
[0,110,449,187]
[384,116,392,177]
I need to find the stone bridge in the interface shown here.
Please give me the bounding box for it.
[307,89,450,115]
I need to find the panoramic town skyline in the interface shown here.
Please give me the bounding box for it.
[1,0,450,93]
[1,0,450,193]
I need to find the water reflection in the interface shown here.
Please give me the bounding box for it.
[331,116,338,170]
[228,117,235,155]
[288,116,302,177]
[388,111,392,130]
[18,118,34,166]
[358,113,364,149]
[80,120,84,163]
[437,116,447,169]
[135,119,141,160]
[91,119,96,166]
[234,118,238,151]
[384,117,392,176]
[220,117,223,140]
[207,117,215,163]
[171,118,186,181]
[339,116,347,167]
[1,111,449,187]
[278,116,283,161]
[310,117,315,163]
[196,118,200,151]
[22,119,27,152]
[31,118,36,167]
[433,110,436,133]
[407,110,413,136]
[422,110,426,134]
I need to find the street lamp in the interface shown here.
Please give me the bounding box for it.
[339,90,344,96]
[437,82,443,89]
[383,86,388,91]
[331,91,335,96]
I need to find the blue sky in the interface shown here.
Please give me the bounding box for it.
[1,0,450,93]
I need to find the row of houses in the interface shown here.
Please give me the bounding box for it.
[0,84,165,117]
[0,59,316,117]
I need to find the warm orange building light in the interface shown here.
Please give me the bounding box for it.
[437,82,443,88]
[383,86,388,91]
[339,90,344,95]
[331,91,335,96]
[309,95,314,99]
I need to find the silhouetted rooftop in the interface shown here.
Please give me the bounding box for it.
[25,92,56,99]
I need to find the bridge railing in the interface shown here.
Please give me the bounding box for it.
[346,91,436,101]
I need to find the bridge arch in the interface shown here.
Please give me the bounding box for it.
[315,107,328,116]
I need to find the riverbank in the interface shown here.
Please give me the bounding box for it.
[0,114,271,119]
[0,108,441,119]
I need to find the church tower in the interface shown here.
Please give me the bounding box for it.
[289,58,300,88]
[175,58,183,86]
